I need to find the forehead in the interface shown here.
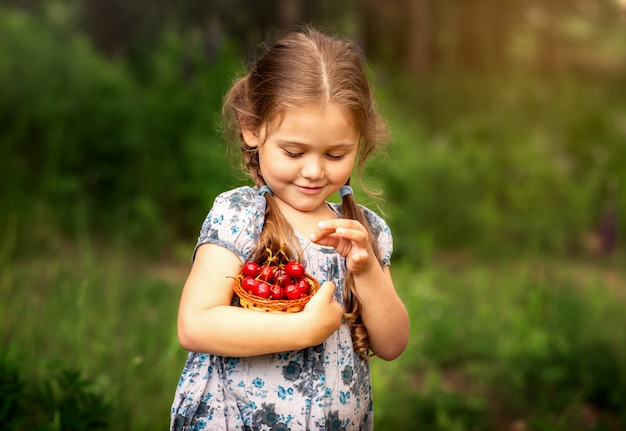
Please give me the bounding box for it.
[267,103,358,136]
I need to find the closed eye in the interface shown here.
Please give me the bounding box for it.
[326,153,346,161]
[284,149,303,158]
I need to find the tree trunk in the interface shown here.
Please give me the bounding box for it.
[405,0,433,75]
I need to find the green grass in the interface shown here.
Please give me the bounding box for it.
[0,240,189,430]
[373,255,626,431]
[2,240,625,430]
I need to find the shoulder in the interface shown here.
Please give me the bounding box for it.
[359,204,390,234]
[194,186,267,262]
[201,186,267,231]
[212,186,267,211]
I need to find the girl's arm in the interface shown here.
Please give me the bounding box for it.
[352,263,409,361]
[177,243,343,356]
[310,220,410,361]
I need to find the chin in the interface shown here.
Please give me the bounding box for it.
[292,199,328,213]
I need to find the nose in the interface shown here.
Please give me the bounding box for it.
[301,156,324,180]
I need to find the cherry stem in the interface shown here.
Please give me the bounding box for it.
[297,240,312,262]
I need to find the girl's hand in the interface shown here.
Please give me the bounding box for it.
[301,281,343,345]
[310,220,410,361]
[310,219,374,275]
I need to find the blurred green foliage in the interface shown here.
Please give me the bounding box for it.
[373,261,626,430]
[0,8,241,255]
[1,5,626,430]
[1,6,624,262]
[0,351,114,431]
[380,73,626,261]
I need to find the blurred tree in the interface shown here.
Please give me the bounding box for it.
[360,0,433,74]
[72,0,356,72]
[360,0,522,74]
[3,0,626,75]
[447,0,515,71]
[0,0,43,12]
[406,0,433,74]
[531,0,571,74]
[80,0,171,61]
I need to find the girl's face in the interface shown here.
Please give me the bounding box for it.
[243,103,359,214]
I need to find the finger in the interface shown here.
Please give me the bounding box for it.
[309,230,340,247]
[316,219,364,232]
[309,221,336,242]
[350,251,369,264]
[311,220,366,243]
[334,226,368,245]
[313,281,337,302]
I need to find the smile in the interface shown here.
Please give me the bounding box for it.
[295,185,325,195]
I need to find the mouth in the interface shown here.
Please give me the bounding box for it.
[295,184,325,195]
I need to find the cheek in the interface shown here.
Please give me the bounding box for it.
[332,157,357,179]
[258,149,292,177]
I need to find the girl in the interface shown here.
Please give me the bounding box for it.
[170,26,409,431]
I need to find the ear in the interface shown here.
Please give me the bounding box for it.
[241,127,260,148]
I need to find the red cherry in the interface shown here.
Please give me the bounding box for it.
[258,266,275,283]
[297,278,311,296]
[285,260,305,279]
[254,281,271,298]
[241,277,259,292]
[284,283,301,300]
[274,268,291,287]
[269,284,284,300]
[241,261,260,278]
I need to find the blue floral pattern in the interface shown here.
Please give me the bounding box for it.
[170,186,393,431]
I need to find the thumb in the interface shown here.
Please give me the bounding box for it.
[308,281,337,305]
[315,281,337,301]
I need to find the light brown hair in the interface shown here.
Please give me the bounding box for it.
[222,25,390,359]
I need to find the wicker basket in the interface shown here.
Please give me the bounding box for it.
[233,273,320,313]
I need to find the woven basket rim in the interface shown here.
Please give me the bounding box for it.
[233,272,320,311]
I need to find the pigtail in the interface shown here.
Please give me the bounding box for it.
[341,186,381,360]
[248,188,301,266]
[251,183,380,361]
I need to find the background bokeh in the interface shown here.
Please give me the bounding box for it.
[1,1,625,430]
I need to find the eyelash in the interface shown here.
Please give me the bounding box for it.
[284,150,302,158]
[283,150,345,161]
[326,154,345,161]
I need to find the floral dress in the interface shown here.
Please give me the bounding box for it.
[170,186,393,431]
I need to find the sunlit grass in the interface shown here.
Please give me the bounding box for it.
[1,243,187,430]
[3,243,625,430]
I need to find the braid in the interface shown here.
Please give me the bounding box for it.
[242,142,263,186]
[250,185,380,361]
[341,191,381,360]
[248,189,301,265]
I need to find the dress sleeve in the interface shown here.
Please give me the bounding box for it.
[192,187,266,263]
[361,205,394,267]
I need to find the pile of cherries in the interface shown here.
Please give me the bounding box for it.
[239,259,312,300]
